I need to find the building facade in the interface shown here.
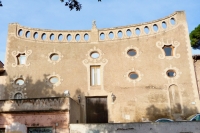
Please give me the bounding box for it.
[0,11,199,132]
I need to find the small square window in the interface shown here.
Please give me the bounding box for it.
[163,45,174,56]
[90,66,101,86]
[17,53,26,65]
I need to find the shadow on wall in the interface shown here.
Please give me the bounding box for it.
[2,74,64,99]
[145,104,198,121]
[0,75,70,131]
[72,88,85,103]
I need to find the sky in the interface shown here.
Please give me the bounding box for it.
[0,0,200,63]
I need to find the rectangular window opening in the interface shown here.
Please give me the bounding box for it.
[28,127,53,133]
[17,53,26,65]
[0,128,5,133]
[90,66,101,86]
[163,45,174,56]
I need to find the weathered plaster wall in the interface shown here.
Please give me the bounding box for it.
[0,97,69,112]
[2,11,199,122]
[0,76,6,100]
[70,122,200,133]
[0,112,69,133]
[69,98,81,123]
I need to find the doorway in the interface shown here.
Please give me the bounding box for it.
[86,97,108,123]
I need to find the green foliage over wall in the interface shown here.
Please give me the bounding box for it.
[190,24,200,49]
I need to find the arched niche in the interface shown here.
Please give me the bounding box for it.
[168,84,182,114]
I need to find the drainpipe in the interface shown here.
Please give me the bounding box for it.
[193,56,200,99]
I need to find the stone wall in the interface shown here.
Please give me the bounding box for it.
[0,97,69,112]
[0,97,82,133]
[0,112,69,133]
[70,122,200,133]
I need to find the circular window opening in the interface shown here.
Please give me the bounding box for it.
[170,18,176,25]
[34,32,38,39]
[67,34,72,41]
[18,29,23,36]
[127,49,137,56]
[126,29,132,37]
[26,31,31,38]
[50,77,59,84]
[129,72,138,80]
[167,70,176,77]
[15,78,25,86]
[50,53,59,61]
[50,34,55,41]
[90,52,100,59]
[100,33,105,40]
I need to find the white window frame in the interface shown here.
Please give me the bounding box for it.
[90,66,101,86]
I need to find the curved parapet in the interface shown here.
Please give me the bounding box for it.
[98,12,179,41]
[10,11,182,43]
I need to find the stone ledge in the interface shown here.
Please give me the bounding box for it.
[0,97,69,112]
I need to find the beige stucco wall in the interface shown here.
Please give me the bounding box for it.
[2,11,199,122]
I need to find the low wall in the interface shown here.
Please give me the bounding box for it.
[70,122,200,133]
[0,112,69,133]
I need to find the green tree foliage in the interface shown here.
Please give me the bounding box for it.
[190,24,200,49]
[0,1,2,6]
[61,0,101,11]
[0,0,101,10]
[61,0,82,11]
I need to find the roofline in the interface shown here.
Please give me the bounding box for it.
[193,54,200,60]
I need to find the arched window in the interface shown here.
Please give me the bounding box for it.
[14,93,23,99]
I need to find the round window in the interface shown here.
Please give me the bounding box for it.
[127,49,137,56]
[129,72,138,80]
[50,77,59,84]
[90,52,100,59]
[167,70,176,77]
[50,53,59,61]
[15,78,25,86]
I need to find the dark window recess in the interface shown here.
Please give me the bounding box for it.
[28,127,52,133]
[17,53,26,65]
[163,45,173,56]
[167,70,176,77]
[129,72,138,79]
[0,128,5,133]
[86,97,108,123]
[127,49,137,56]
